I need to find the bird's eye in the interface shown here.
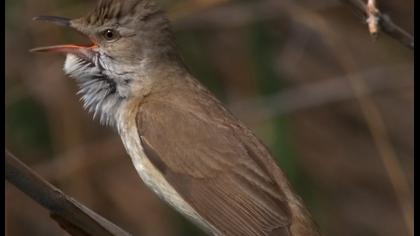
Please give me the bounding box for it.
[102,29,120,41]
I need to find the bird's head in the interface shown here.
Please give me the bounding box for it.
[31,0,177,126]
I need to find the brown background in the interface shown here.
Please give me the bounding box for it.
[5,0,413,235]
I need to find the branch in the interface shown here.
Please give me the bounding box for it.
[172,0,413,50]
[341,0,414,49]
[5,150,132,236]
[366,0,379,36]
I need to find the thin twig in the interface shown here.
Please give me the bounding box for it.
[366,0,379,37]
[5,150,132,236]
[172,0,413,49]
[342,0,413,49]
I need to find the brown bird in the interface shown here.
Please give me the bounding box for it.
[31,0,320,235]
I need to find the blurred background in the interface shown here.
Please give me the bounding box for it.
[5,0,413,235]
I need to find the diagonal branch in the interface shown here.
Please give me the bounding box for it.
[172,0,413,50]
[5,150,132,236]
[341,0,414,49]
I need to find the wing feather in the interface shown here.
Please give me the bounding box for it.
[136,95,292,236]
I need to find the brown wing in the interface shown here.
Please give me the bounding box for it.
[136,95,292,236]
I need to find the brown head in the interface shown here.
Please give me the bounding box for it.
[31,0,180,126]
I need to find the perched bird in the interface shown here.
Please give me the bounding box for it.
[31,0,320,235]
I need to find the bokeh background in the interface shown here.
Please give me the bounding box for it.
[5,0,413,235]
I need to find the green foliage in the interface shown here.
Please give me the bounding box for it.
[6,97,53,160]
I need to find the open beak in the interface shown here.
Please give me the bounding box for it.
[30,16,96,60]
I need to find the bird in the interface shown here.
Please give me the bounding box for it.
[31,0,321,235]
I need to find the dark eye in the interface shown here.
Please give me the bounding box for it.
[102,29,120,41]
